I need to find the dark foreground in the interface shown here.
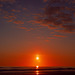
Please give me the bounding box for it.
[0,71,75,75]
[0,67,75,75]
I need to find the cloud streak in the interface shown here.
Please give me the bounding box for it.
[0,0,16,3]
[33,0,75,33]
[54,35,66,37]
[43,0,48,2]
[13,21,24,24]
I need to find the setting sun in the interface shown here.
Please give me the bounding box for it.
[36,57,39,60]
[36,66,39,69]
[0,0,75,75]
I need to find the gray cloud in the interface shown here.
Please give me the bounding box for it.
[0,0,15,3]
[34,0,75,33]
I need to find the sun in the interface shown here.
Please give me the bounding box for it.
[36,57,39,60]
[36,66,39,69]
[35,55,39,69]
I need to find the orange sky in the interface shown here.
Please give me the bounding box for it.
[0,48,75,67]
[0,0,75,67]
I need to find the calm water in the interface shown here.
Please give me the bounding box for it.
[0,67,75,75]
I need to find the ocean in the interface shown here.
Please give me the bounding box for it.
[0,67,75,75]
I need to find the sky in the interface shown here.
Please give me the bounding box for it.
[0,0,75,67]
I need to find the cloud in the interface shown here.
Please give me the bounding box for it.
[45,40,50,42]
[13,21,24,24]
[33,0,75,33]
[28,20,43,25]
[48,37,57,39]
[4,16,9,19]
[0,0,31,32]
[71,0,75,3]
[62,25,75,32]
[17,27,27,29]
[48,25,58,29]
[22,8,27,10]
[55,29,75,33]
[54,35,66,37]
[0,4,3,7]
[0,0,15,3]
[11,9,21,12]
[4,15,16,19]
[43,0,48,2]
[7,19,13,22]
[4,15,17,23]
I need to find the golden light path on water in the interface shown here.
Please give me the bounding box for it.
[36,66,39,75]
[36,55,40,75]
[36,71,39,75]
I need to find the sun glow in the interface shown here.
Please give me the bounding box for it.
[36,66,39,69]
[36,57,39,60]
[36,54,40,69]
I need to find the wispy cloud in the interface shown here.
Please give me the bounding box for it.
[17,26,27,29]
[32,0,75,33]
[13,21,24,24]
[11,9,21,12]
[0,0,16,3]
[45,40,50,42]
[0,0,75,40]
[54,35,66,37]
[43,0,48,2]
[0,4,3,7]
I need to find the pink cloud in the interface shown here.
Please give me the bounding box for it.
[0,4,3,7]
[7,19,13,22]
[11,9,21,12]
[48,37,57,39]
[54,35,66,37]
[22,8,27,10]
[0,0,16,3]
[17,27,27,29]
[13,21,24,24]
[31,0,75,33]
[45,40,50,42]
[55,30,75,33]
[43,0,48,2]
[4,15,16,22]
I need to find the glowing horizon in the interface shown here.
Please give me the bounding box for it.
[0,0,75,67]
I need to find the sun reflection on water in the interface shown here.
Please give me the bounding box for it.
[36,71,39,75]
